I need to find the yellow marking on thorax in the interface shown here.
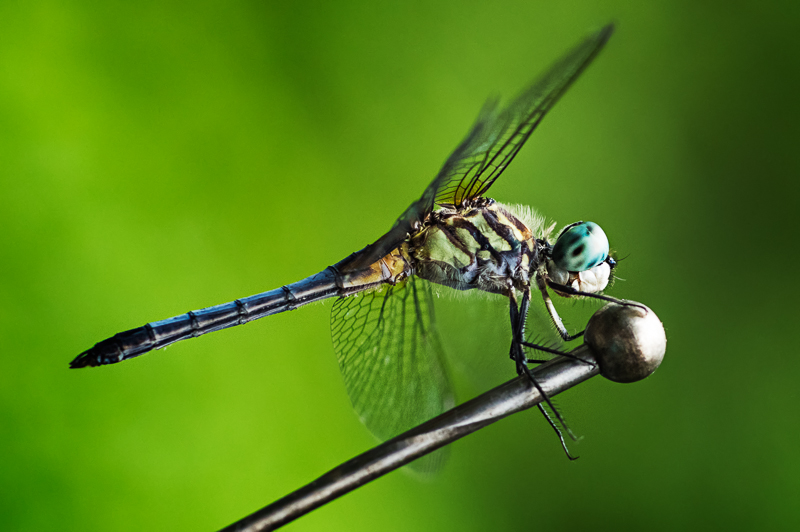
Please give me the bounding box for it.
[493,209,529,242]
[470,212,513,251]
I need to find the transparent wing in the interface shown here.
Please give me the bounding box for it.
[338,25,613,272]
[330,276,453,444]
[434,24,614,208]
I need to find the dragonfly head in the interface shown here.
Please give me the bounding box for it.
[546,221,614,296]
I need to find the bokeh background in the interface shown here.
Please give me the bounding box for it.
[2,1,799,530]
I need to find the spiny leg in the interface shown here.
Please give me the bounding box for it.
[508,288,578,454]
[538,404,579,460]
[546,280,648,310]
[521,340,595,366]
[536,275,584,342]
[507,288,528,375]
[536,276,647,342]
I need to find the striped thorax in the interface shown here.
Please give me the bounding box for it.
[408,198,540,296]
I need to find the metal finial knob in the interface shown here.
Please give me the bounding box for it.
[584,302,667,383]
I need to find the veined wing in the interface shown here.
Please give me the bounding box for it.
[331,276,453,446]
[338,25,612,272]
[434,24,613,207]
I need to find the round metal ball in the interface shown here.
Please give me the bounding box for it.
[584,302,666,383]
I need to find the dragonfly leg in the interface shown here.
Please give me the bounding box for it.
[521,340,595,367]
[535,276,584,342]
[545,280,647,311]
[508,290,525,371]
[538,404,579,460]
[508,288,579,451]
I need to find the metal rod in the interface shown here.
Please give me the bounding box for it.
[219,300,667,531]
[220,346,599,532]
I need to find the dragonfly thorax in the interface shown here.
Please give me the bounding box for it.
[408,198,541,296]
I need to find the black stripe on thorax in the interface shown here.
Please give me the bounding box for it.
[435,217,479,259]
[481,208,522,251]
[506,212,531,237]
[444,216,503,263]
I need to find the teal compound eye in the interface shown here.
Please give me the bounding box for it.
[552,221,609,273]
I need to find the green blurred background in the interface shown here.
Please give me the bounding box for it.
[2,1,799,530]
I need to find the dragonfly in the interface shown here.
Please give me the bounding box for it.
[72,24,621,457]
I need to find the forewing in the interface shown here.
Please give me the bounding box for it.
[434,24,614,208]
[330,276,453,444]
